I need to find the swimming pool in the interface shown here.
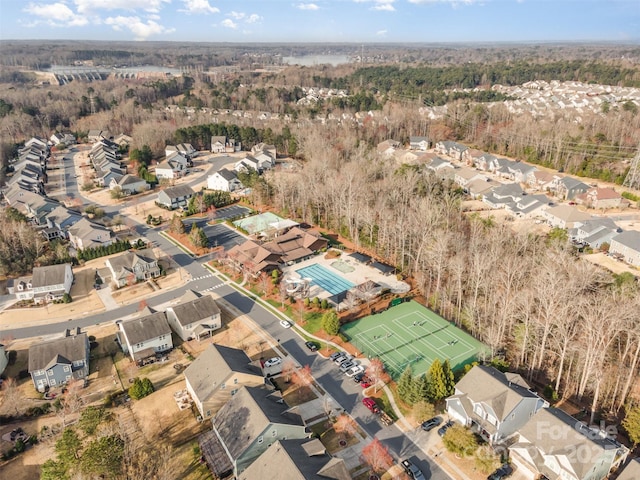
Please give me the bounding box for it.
[296,264,355,296]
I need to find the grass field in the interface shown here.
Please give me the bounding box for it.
[342,301,489,379]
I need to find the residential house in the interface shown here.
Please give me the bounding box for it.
[166,290,222,342]
[616,458,640,480]
[509,408,627,480]
[551,176,590,200]
[113,134,133,147]
[543,205,592,229]
[207,169,244,192]
[425,157,452,172]
[252,151,275,170]
[0,344,8,376]
[156,185,195,210]
[109,174,149,195]
[575,187,623,210]
[67,218,113,250]
[461,148,486,166]
[409,136,430,151]
[200,386,309,477]
[155,153,190,180]
[165,143,197,160]
[117,310,173,363]
[24,136,48,150]
[526,170,555,192]
[609,231,640,266]
[446,365,548,444]
[506,161,537,183]
[96,166,126,187]
[483,183,526,209]
[473,153,498,172]
[394,150,421,164]
[227,227,328,276]
[234,154,272,173]
[184,344,264,419]
[43,205,83,240]
[251,143,277,160]
[105,249,160,287]
[454,167,487,188]
[569,217,621,249]
[435,140,468,161]
[211,135,228,153]
[10,263,74,304]
[88,130,111,142]
[50,132,76,146]
[376,139,401,157]
[467,178,500,199]
[238,439,351,480]
[506,194,551,218]
[28,328,89,392]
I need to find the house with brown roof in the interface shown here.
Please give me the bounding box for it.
[116,309,173,363]
[543,205,592,230]
[227,227,328,276]
[238,438,351,480]
[376,139,401,157]
[509,408,628,480]
[28,328,89,392]
[446,365,548,444]
[184,344,264,419]
[526,170,555,191]
[575,187,623,210]
[199,386,309,477]
[616,458,640,480]
[105,249,160,287]
[166,290,221,341]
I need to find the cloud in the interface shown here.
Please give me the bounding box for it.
[221,18,238,29]
[245,14,261,23]
[354,0,396,12]
[228,11,245,20]
[23,2,89,27]
[376,29,387,36]
[179,0,220,15]
[297,3,320,10]
[226,11,261,24]
[408,0,478,4]
[104,15,175,40]
[74,0,170,14]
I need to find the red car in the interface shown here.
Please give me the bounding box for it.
[360,378,372,388]
[362,397,380,414]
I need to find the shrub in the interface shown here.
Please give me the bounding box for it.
[442,425,478,456]
[320,299,328,309]
[543,384,559,402]
[62,293,72,303]
[128,377,154,400]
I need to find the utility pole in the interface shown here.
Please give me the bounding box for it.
[622,143,640,190]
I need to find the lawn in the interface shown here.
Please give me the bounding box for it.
[309,421,361,454]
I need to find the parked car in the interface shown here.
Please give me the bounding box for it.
[360,378,372,388]
[329,351,343,361]
[487,464,514,480]
[362,397,380,414]
[264,357,282,368]
[353,372,366,383]
[338,355,354,366]
[333,353,347,365]
[279,320,292,328]
[437,421,454,437]
[339,361,355,373]
[421,416,443,432]
[304,341,318,352]
[346,365,364,377]
[401,459,426,480]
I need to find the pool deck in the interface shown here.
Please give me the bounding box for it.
[282,251,410,302]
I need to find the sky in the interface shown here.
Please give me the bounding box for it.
[0,0,638,44]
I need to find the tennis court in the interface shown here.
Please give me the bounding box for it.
[296,264,355,296]
[342,301,489,379]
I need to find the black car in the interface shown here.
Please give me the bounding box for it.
[487,464,513,480]
[437,420,454,437]
[353,372,366,383]
[420,416,443,431]
[401,459,426,480]
[304,341,318,352]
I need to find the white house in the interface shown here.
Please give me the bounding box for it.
[208,169,243,192]
[166,290,222,342]
[10,263,74,304]
[117,309,173,363]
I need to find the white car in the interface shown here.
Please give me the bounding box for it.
[345,365,364,377]
[264,357,282,368]
[280,320,292,328]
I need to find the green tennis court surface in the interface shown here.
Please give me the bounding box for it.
[342,301,489,379]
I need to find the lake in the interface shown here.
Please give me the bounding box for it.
[281,55,351,66]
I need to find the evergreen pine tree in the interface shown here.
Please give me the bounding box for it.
[427,358,449,401]
[442,359,456,397]
[396,366,414,404]
[410,373,430,404]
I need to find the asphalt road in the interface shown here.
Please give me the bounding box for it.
[4,148,451,480]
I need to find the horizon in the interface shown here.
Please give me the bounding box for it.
[1,0,639,44]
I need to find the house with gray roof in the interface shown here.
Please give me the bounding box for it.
[109,174,149,195]
[609,230,640,266]
[467,178,501,199]
[166,290,222,341]
[569,217,621,249]
[200,386,309,477]
[483,183,526,209]
[551,176,590,200]
[43,205,83,241]
[28,328,89,392]
[10,263,74,304]
[67,218,113,251]
[426,156,454,172]
[116,310,173,363]
[0,344,7,377]
[446,365,548,444]
[207,168,243,192]
[454,166,487,188]
[211,135,228,153]
[506,194,550,218]
[156,185,195,209]
[509,408,628,480]
[105,249,160,287]
[435,140,468,161]
[184,344,264,419]
[409,136,430,151]
[238,438,351,480]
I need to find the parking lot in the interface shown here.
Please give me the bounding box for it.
[198,222,247,251]
[213,204,252,221]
